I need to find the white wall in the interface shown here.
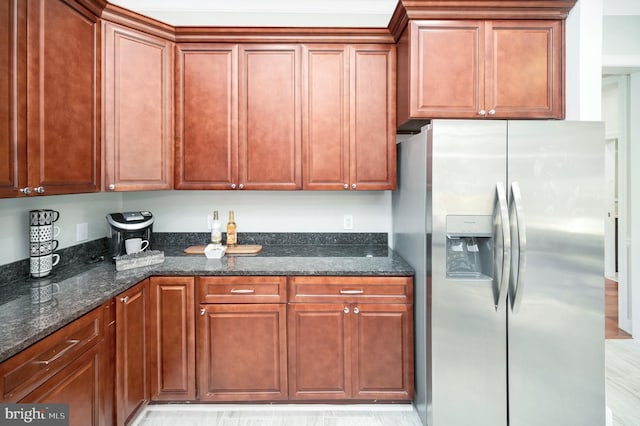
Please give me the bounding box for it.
[0,190,392,266]
[630,73,640,337]
[0,192,122,265]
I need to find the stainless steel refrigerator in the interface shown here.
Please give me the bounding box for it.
[392,120,605,426]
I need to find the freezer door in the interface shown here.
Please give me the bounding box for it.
[507,121,605,426]
[430,120,508,426]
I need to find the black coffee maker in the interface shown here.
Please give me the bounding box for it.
[106,211,154,259]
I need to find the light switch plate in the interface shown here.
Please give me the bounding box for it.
[343,215,353,230]
[76,222,88,242]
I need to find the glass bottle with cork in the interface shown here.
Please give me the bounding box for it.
[226,210,237,246]
[211,210,222,247]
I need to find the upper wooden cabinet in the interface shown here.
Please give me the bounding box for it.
[239,45,302,190]
[302,45,396,191]
[397,19,563,130]
[0,0,100,198]
[103,21,174,192]
[175,44,238,190]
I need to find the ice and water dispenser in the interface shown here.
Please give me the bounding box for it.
[446,215,494,280]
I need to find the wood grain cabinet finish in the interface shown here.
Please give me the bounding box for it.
[239,45,301,190]
[0,0,27,198]
[115,279,150,426]
[197,276,288,401]
[288,276,414,401]
[0,0,99,198]
[302,45,396,190]
[397,19,563,129]
[148,276,195,401]
[103,22,174,192]
[175,44,238,190]
[0,303,113,426]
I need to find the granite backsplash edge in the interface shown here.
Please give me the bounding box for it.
[0,232,388,288]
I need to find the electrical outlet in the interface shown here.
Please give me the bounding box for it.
[76,222,88,242]
[343,215,353,230]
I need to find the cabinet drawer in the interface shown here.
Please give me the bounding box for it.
[197,276,287,304]
[288,276,413,304]
[0,304,105,402]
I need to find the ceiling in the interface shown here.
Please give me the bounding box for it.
[108,0,399,27]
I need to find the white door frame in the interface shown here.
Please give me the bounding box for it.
[602,75,631,334]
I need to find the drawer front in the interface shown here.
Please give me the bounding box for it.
[288,276,413,304]
[198,276,287,303]
[0,304,105,402]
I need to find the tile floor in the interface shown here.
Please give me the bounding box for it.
[131,404,423,426]
[132,339,639,426]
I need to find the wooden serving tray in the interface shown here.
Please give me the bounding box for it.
[183,244,262,255]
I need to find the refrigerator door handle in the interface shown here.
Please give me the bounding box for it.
[509,181,527,313]
[493,182,511,310]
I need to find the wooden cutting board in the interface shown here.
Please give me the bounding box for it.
[183,244,262,255]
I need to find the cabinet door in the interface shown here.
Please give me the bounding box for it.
[26,0,100,195]
[239,45,301,189]
[20,342,107,426]
[288,303,351,400]
[0,0,27,198]
[302,45,349,190]
[175,44,238,190]
[350,45,396,190]
[485,20,563,118]
[149,276,195,401]
[409,20,484,119]
[115,280,149,425]
[351,303,414,401]
[103,22,173,192]
[198,303,287,401]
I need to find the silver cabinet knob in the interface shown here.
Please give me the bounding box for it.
[20,187,32,195]
[231,183,236,189]
[108,184,115,191]
[351,183,356,190]
[343,306,349,314]
[34,186,45,194]
[478,110,486,116]
[488,109,496,116]
[343,183,349,190]
[239,183,244,189]
[353,307,360,314]
[200,308,205,316]
[120,296,129,303]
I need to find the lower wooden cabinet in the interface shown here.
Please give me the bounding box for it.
[149,276,195,401]
[0,302,113,426]
[115,279,149,426]
[196,276,288,401]
[288,276,414,402]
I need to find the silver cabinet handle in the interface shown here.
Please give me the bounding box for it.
[492,182,511,311]
[343,306,349,314]
[32,339,80,365]
[340,289,364,295]
[353,307,360,314]
[351,183,356,190]
[488,109,496,115]
[478,109,486,116]
[230,288,255,294]
[231,183,236,189]
[34,186,45,194]
[120,296,129,303]
[200,308,205,316]
[509,182,527,314]
[343,183,348,190]
[20,187,32,195]
[239,183,244,189]
[108,184,115,191]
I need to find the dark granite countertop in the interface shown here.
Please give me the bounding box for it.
[0,242,414,363]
